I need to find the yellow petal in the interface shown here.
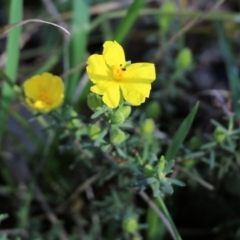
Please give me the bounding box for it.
[120,82,151,98]
[123,63,156,83]
[120,84,146,106]
[103,41,126,67]
[90,83,108,95]
[44,73,64,101]
[86,54,111,83]
[23,74,44,100]
[102,82,120,108]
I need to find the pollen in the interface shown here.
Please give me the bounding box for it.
[38,91,51,104]
[112,65,125,80]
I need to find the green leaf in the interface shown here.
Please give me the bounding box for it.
[91,106,108,119]
[161,180,174,195]
[163,160,175,174]
[165,102,199,161]
[168,178,186,187]
[94,128,108,146]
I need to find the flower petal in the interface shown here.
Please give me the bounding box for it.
[120,84,146,106]
[44,73,64,101]
[123,63,156,83]
[90,82,108,95]
[86,54,111,83]
[23,74,45,100]
[120,82,151,98]
[102,82,120,108]
[103,41,126,67]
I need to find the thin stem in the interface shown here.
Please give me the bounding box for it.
[140,191,176,240]
[152,186,182,240]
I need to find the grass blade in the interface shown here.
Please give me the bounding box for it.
[113,0,145,43]
[165,102,199,161]
[0,0,23,147]
[65,0,89,103]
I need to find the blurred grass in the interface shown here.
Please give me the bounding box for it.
[0,0,22,147]
[65,0,89,104]
[216,22,240,118]
[113,0,145,43]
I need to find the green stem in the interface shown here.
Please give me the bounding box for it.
[155,193,182,240]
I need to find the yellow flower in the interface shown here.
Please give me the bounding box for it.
[86,41,156,108]
[23,72,64,113]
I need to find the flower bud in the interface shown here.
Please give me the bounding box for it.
[110,111,125,125]
[141,118,155,135]
[188,135,201,150]
[159,1,176,33]
[176,48,193,71]
[88,124,101,140]
[214,127,226,143]
[118,106,131,119]
[110,128,126,145]
[87,93,103,111]
[158,156,166,171]
[143,164,155,177]
[146,101,161,119]
[122,217,138,233]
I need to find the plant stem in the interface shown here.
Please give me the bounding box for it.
[153,187,182,240]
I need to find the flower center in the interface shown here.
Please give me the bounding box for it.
[112,64,126,80]
[38,91,51,105]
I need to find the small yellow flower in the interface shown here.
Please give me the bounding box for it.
[86,41,156,108]
[23,72,64,113]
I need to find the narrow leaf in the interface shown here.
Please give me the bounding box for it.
[165,102,199,161]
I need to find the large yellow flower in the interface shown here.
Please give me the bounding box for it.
[23,72,64,113]
[86,41,156,108]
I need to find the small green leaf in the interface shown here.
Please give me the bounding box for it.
[168,178,186,187]
[163,160,175,174]
[161,180,174,195]
[91,106,108,119]
[94,128,108,146]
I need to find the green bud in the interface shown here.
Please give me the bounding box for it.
[141,118,155,135]
[145,101,161,119]
[214,127,226,143]
[122,217,138,233]
[143,164,155,177]
[184,159,195,169]
[188,134,201,150]
[158,156,166,171]
[118,106,132,119]
[159,1,176,33]
[88,124,101,140]
[87,93,103,111]
[110,128,126,145]
[67,109,81,129]
[176,48,193,71]
[110,111,125,125]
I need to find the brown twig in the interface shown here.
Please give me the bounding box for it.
[175,164,215,190]
[57,173,100,212]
